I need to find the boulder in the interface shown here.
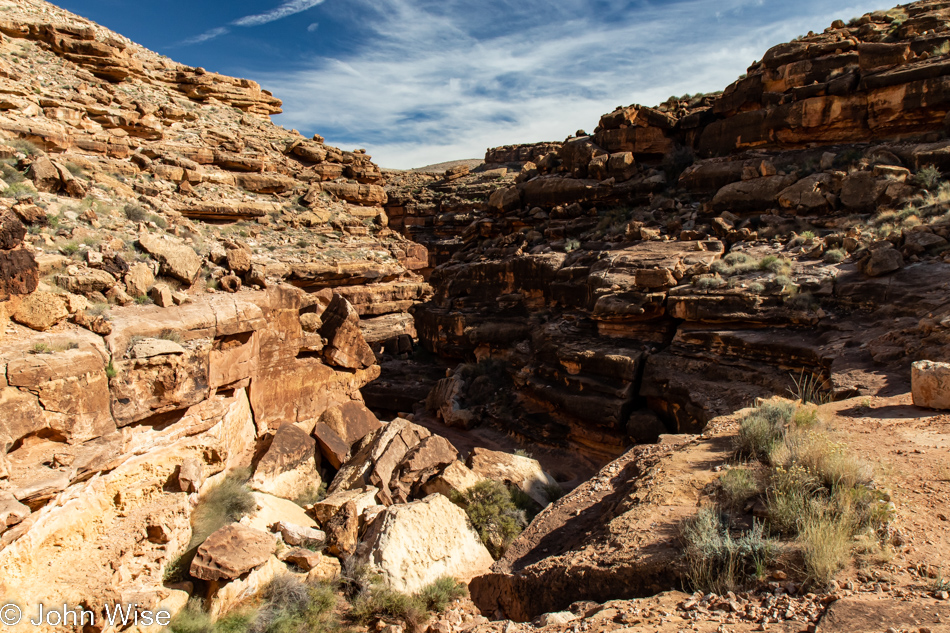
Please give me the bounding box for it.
[912,360,950,410]
[313,423,351,469]
[149,282,174,307]
[318,401,382,447]
[0,249,39,299]
[56,268,115,295]
[178,458,204,493]
[318,294,376,369]
[208,556,285,619]
[422,461,483,499]
[243,492,317,533]
[864,247,903,277]
[468,448,558,506]
[355,494,494,593]
[220,274,242,293]
[225,246,252,274]
[12,291,69,331]
[249,423,321,500]
[328,418,431,501]
[311,487,379,526]
[306,555,342,582]
[137,234,202,284]
[0,210,26,250]
[189,524,277,581]
[390,435,460,503]
[0,494,30,531]
[282,548,331,572]
[124,262,155,297]
[274,521,326,548]
[129,337,186,359]
[324,500,358,558]
[27,156,61,192]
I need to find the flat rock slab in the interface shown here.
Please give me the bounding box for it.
[190,523,276,581]
[817,595,950,632]
[130,337,186,359]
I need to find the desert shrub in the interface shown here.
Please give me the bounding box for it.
[785,291,816,311]
[915,165,943,191]
[88,302,111,318]
[192,470,256,541]
[766,463,820,534]
[693,275,726,290]
[124,203,149,223]
[451,479,526,558]
[294,482,327,507]
[159,328,183,344]
[416,577,467,612]
[681,507,776,593]
[788,371,832,405]
[167,599,213,633]
[799,506,853,586]
[823,248,846,263]
[735,402,795,459]
[1,181,36,199]
[350,585,424,629]
[8,139,39,156]
[564,238,580,252]
[719,467,760,509]
[64,162,86,178]
[758,255,791,274]
[31,342,51,354]
[1,161,25,184]
[105,359,117,379]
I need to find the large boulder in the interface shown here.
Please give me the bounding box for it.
[355,494,494,593]
[56,268,116,296]
[249,423,321,500]
[389,435,459,503]
[468,448,558,506]
[137,234,202,284]
[328,418,431,502]
[864,247,903,277]
[422,461,483,499]
[324,500,359,558]
[12,291,69,331]
[0,248,39,299]
[189,524,277,581]
[912,360,950,410]
[314,401,382,467]
[318,294,376,369]
[0,210,26,250]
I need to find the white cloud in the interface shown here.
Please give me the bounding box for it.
[307,22,320,32]
[179,26,231,46]
[250,0,887,168]
[233,0,327,27]
[179,0,326,45]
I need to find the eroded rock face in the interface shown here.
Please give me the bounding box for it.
[469,448,558,506]
[355,493,494,593]
[137,234,202,285]
[318,294,376,369]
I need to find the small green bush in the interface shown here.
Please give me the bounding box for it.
[350,585,424,629]
[681,507,776,593]
[451,480,526,558]
[1,181,36,199]
[915,165,943,191]
[735,402,795,459]
[159,329,183,344]
[823,248,846,264]
[542,482,565,503]
[719,468,760,509]
[124,203,149,223]
[799,506,853,586]
[105,359,117,379]
[191,470,256,542]
[767,463,819,534]
[8,139,39,156]
[166,598,213,633]
[416,577,467,612]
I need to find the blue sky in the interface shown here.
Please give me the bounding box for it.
[60,0,889,168]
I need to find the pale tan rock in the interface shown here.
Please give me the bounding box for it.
[149,282,174,307]
[55,268,116,296]
[249,423,321,500]
[912,360,950,410]
[208,556,288,619]
[355,494,494,592]
[178,458,204,493]
[12,291,69,331]
[137,234,202,284]
[129,337,186,359]
[311,487,379,526]
[243,492,317,533]
[190,523,276,581]
[468,448,558,506]
[422,461,483,499]
[305,554,342,582]
[0,494,30,530]
[282,547,329,571]
[274,521,326,547]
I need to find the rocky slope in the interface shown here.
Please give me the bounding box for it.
[385,1,950,463]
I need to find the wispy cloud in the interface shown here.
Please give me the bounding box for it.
[233,0,327,27]
[258,0,885,168]
[179,26,231,46]
[179,0,326,45]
